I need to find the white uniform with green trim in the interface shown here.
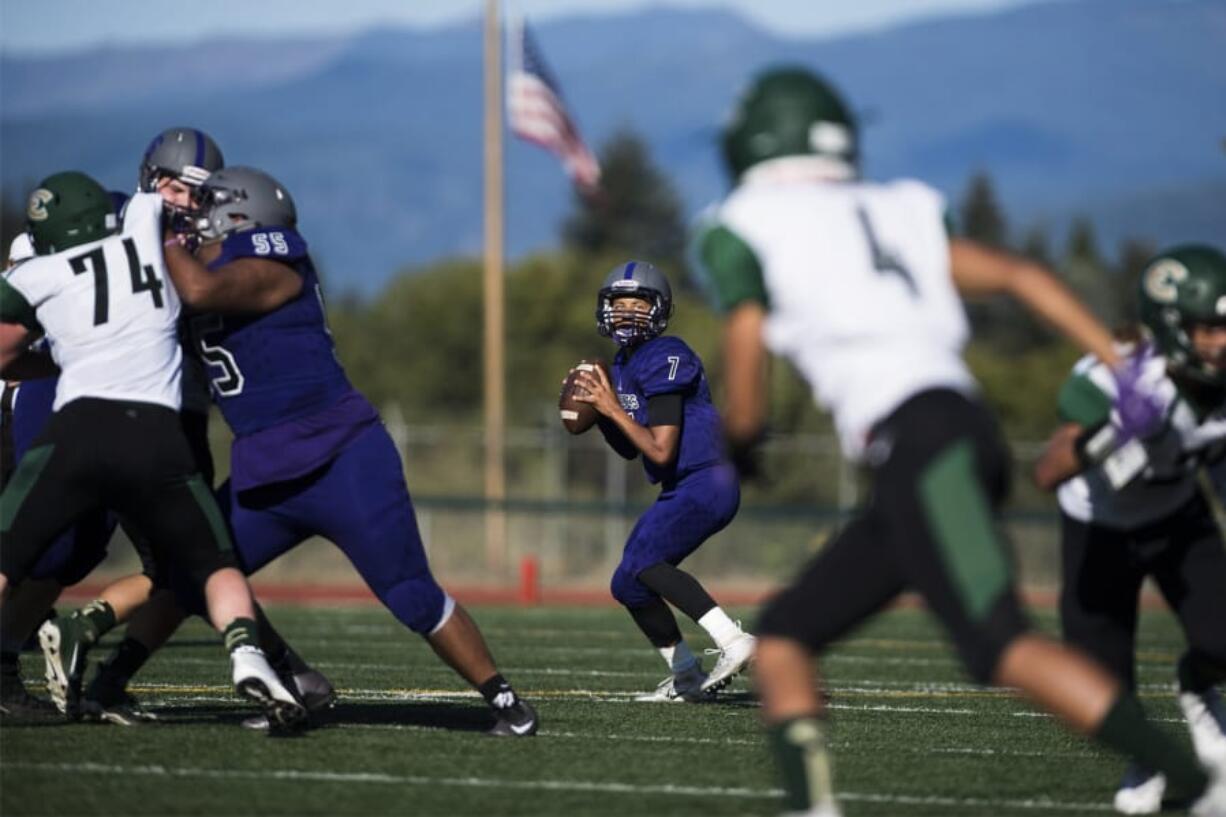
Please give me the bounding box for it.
[1,192,182,412]
[696,175,974,460]
[1056,350,1226,528]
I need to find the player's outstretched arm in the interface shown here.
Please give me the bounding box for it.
[576,366,680,468]
[722,302,769,446]
[949,239,1120,368]
[163,241,303,314]
[1033,422,1087,491]
[0,322,32,375]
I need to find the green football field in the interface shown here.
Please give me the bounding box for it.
[0,603,1193,816]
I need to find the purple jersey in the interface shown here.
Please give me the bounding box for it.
[191,226,377,491]
[612,335,724,484]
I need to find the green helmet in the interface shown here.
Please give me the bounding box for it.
[26,171,118,255]
[1138,244,1226,384]
[720,66,858,182]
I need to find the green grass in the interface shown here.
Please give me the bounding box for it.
[0,604,1194,816]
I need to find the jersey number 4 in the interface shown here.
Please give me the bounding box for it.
[69,239,165,325]
[855,206,917,298]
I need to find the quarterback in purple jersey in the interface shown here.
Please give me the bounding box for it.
[112,166,536,735]
[572,260,755,702]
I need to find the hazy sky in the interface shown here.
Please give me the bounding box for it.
[2,0,1059,55]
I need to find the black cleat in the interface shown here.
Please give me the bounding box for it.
[0,660,60,722]
[82,674,159,726]
[488,698,539,737]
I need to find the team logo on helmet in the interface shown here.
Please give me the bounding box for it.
[1143,259,1188,305]
[27,189,54,222]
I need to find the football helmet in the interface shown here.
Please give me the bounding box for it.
[138,127,225,192]
[721,66,858,182]
[191,167,297,241]
[26,171,119,256]
[1138,244,1226,384]
[596,260,673,346]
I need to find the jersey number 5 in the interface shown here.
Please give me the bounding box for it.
[69,238,165,325]
[191,315,245,396]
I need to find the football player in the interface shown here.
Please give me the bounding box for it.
[47,128,336,728]
[110,166,537,736]
[1033,244,1226,814]
[570,260,753,701]
[692,66,1225,816]
[6,128,235,725]
[0,171,306,731]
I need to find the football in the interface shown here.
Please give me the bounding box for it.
[559,359,609,434]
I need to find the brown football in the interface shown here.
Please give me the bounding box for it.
[559,358,609,434]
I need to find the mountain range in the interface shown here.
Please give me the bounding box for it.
[3,0,1224,295]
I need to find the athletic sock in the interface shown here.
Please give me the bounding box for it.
[222,618,259,653]
[0,651,18,677]
[97,638,151,687]
[75,600,117,645]
[697,607,743,650]
[1094,693,1208,801]
[767,715,837,813]
[1178,650,1226,693]
[657,640,699,673]
[478,674,520,710]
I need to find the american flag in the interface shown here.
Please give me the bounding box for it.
[507,19,601,193]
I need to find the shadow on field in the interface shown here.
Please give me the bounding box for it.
[321,701,494,733]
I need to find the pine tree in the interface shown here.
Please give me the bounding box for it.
[561,129,687,272]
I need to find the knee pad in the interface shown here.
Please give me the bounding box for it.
[381,574,449,634]
[610,563,654,608]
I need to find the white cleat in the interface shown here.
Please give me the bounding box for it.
[1181,689,1226,773]
[231,646,307,734]
[1191,772,1226,817]
[1113,764,1165,815]
[241,668,335,731]
[635,663,712,703]
[701,630,756,693]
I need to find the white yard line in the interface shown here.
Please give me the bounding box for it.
[2,762,1114,812]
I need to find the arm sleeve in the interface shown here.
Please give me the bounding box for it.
[596,417,639,460]
[694,223,769,313]
[646,393,683,427]
[1057,372,1112,426]
[0,275,43,334]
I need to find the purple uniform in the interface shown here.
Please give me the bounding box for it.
[606,336,740,607]
[2,376,114,585]
[189,226,447,634]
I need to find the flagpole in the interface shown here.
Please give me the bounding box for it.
[483,0,508,574]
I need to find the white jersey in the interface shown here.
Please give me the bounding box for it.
[712,176,974,460]
[2,193,183,411]
[1056,351,1226,529]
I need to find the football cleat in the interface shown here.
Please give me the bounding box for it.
[488,697,539,737]
[82,673,159,726]
[1112,762,1165,815]
[1190,772,1226,817]
[701,630,756,693]
[38,615,92,720]
[1181,688,1226,772]
[241,668,335,731]
[0,659,60,722]
[635,663,712,703]
[231,646,307,735]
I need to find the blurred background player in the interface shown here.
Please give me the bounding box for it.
[1033,244,1226,814]
[691,66,1225,816]
[570,260,753,701]
[0,171,306,731]
[100,166,537,736]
